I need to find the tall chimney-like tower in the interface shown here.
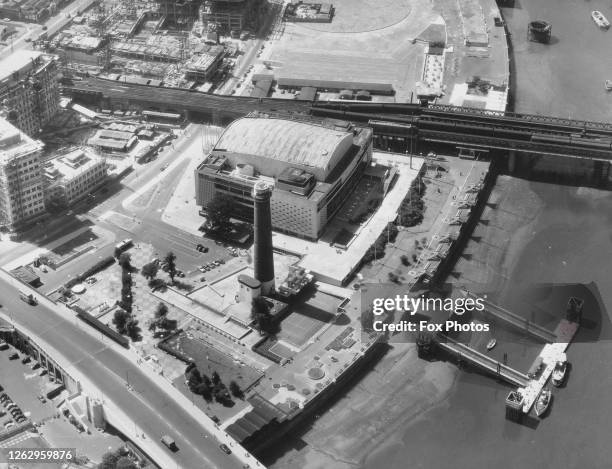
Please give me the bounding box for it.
[252,181,275,295]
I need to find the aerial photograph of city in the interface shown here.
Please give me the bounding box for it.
[0,0,610,467]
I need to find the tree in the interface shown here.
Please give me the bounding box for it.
[118,252,132,270]
[188,368,202,391]
[116,457,138,469]
[211,371,221,385]
[164,252,177,283]
[194,382,212,401]
[155,302,169,318]
[98,452,119,469]
[200,383,213,402]
[113,310,129,334]
[213,382,232,405]
[158,317,177,332]
[121,270,132,288]
[141,262,158,280]
[207,193,235,232]
[229,381,243,398]
[125,317,140,340]
[251,297,274,334]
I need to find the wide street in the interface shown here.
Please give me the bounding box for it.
[0,278,246,469]
[1,124,220,291]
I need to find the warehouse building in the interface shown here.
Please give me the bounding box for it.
[195,115,372,240]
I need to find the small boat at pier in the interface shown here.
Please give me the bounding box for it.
[552,361,567,387]
[605,80,612,91]
[534,388,552,417]
[592,11,610,29]
[486,338,497,351]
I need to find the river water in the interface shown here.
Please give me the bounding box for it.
[362,180,612,469]
[503,0,612,121]
[362,1,612,467]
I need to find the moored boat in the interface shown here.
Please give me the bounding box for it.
[534,388,552,417]
[592,11,610,29]
[605,80,612,91]
[486,338,497,351]
[552,361,567,387]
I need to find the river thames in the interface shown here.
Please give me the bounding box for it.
[269,1,612,468]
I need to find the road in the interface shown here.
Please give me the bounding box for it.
[0,278,246,469]
[0,0,96,59]
[217,2,283,96]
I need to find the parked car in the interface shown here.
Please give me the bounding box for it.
[21,356,30,364]
[15,416,26,424]
[219,444,232,455]
[8,353,18,360]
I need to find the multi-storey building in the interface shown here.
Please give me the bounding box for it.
[0,117,45,230]
[0,51,60,137]
[195,115,373,240]
[199,0,265,32]
[44,149,107,207]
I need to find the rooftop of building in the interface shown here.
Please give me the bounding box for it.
[213,117,354,171]
[45,149,104,182]
[0,118,43,164]
[0,50,43,83]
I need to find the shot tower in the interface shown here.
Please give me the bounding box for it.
[252,181,275,295]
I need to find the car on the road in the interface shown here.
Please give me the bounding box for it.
[161,435,177,451]
[160,164,169,171]
[219,444,232,455]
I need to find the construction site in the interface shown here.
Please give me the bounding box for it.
[38,0,269,91]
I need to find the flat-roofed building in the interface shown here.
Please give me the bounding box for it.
[183,46,225,82]
[0,117,45,230]
[44,149,107,206]
[0,51,60,137]
[195,115,372,240]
